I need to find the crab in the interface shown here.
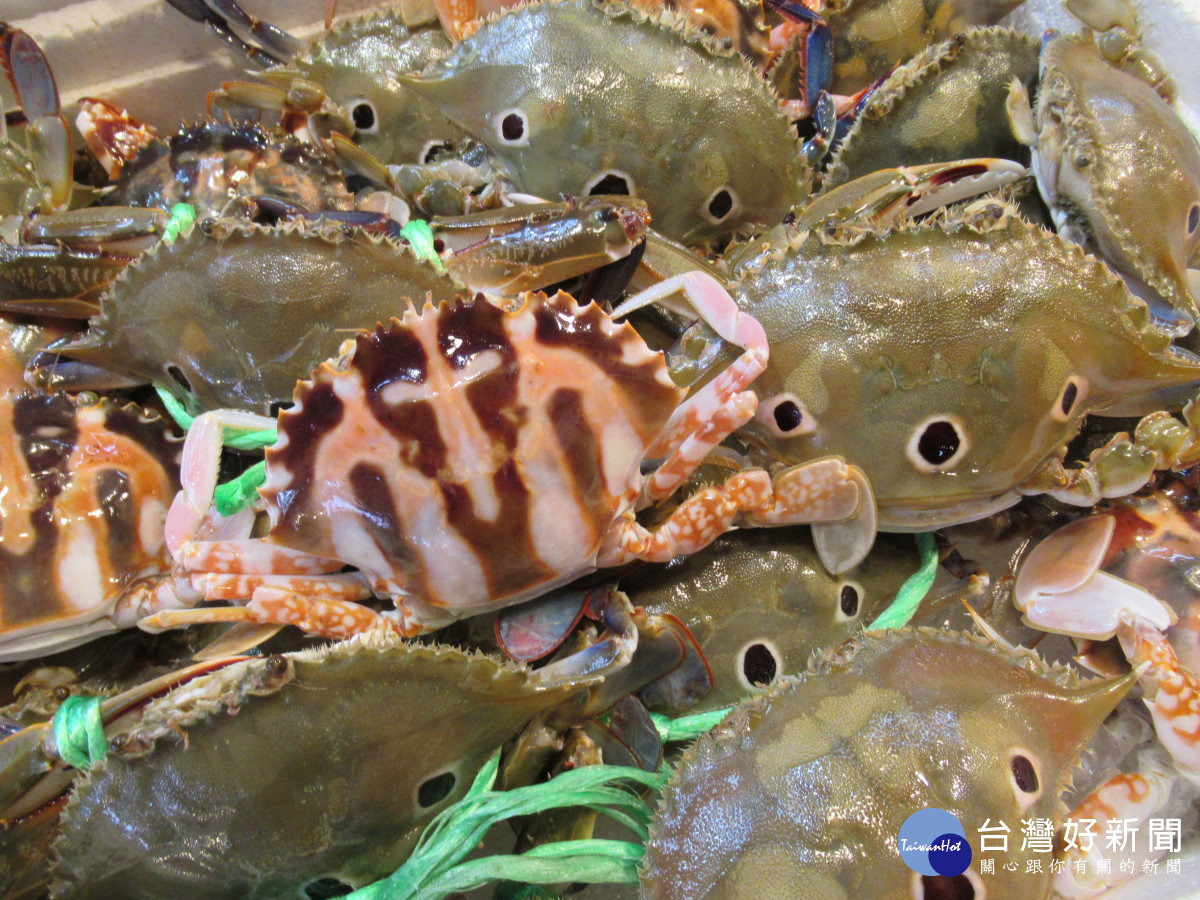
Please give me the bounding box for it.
[1006,0,1200,331]
[762,0,1029,132]
[30,196,650,415]
[172,3,470,170]
[139,279,868,642]
[633,183,1200,573]
[821,26,1040,192]
[0,393,182,662]
[0,627,640,897]
[641,626,1136,900]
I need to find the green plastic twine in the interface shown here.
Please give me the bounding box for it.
[153,386,275,515]
[154,387,278,452]
[401,220,443,270]
[213,461,268,516]
[52,696,107,771]
[866,531,939,631]
[650,706,731,743]
[162,202,197,245]
[347,753,668,900]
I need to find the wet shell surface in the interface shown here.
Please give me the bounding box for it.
[54,219,468,414]
[732,209,1200,527]
[49,632,600,899]
[401,0,809,244]
[641,628,1134,900]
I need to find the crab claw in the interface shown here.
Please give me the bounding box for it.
[1015,515,1175,639]
[0,24,60,121]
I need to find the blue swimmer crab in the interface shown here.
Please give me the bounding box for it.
[141,282,875,642]
[0,393,181,662]
[641,626,1136,900]
[1007,0,1200,330]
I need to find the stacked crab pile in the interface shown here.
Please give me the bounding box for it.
[1,0,1199,897]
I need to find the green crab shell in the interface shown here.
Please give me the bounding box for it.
[823,27,1039,191]
[281,11,471,166]
[50,632,600,899]
[401,0,808,245]
[641,627,1135,900]
[619,527,917,712]
[1034,35,1200,323]
[822,0,1028,96]
[55,219,468,415]
[733,211,1200,524]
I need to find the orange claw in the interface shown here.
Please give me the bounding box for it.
[75,98,159,180]
[1121,622,1200,780]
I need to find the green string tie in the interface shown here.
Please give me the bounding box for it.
[348,753,667,900]
[154,386,278,452]
[866,531,938,631]
[650,706,731,742]
[52,696,107,771]
[162,202,196,245]
[154,387,276,515]
[213,461,268,516]
[401,220,443,270]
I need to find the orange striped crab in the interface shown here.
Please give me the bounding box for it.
[0,392,182,662]
[140,279,867,641]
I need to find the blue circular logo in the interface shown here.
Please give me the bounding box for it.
[897,808,972,877]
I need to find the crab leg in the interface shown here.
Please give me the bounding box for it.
[143,590,409,641]
[599,457,868,570]
[613,271,769,503]
[1119,620,1200,784]
[163,0,303,67]
[1018,400,1200,506]
[1055,760,1179,898]
[0,25,72,212]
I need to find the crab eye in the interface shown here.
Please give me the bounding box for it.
[1189,203,1199,235]
[351,100,377,134]
[756,394,816,438]
[702,186,739,225]
[913,870,983,899]
[907,416,969,472]
[834,581,863,622]
[585,169,635,197]
[1051,375,1086,422]
[1007,748,1043,809]
[416,769,457,808]
[737,640,781,689]
[494,108,530,146]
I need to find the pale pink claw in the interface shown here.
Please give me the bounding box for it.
[1015,515,1116,601]
[1016,516,1174,639]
